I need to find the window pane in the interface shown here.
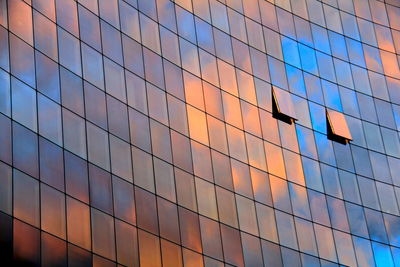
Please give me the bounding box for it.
[132,147,154,192]
[220,224,244,266]
[236,195,258,236]
[327,109,352,142]
[60,67,84,116]
[11,77,37,131]
[113,176,135,225]
[81,43,104,90]
[65,151,89,203]
[87,122,110,171]
[13,170,39,227]
[35,52,60,103]
[138,230,161,267]
[179,207,202,253]
[135,187,158,234]
[107,58,127,101]
[33,11,57,60]
[67,197,91,250]
[78,5,101,51]
[0,69,10,116]
[216,187,238,228]
[264,142,286,179]
[39,138,64,190]
[154,158,176,202]
[115,220,139,266]
[119,1,140,41]
[157,197,180,243]
[110,135,132,182]
[41,233,67,267]
[9,0,33,44]
[10,34,35,88]
[272,87,297,123]
[175,168,197,211]
[58,28,81,76]
[33,0,56,21]
[0,162,12,214]
[91,209,116,260]
[56,0,79,36]
[62,109,87,159]
[89,164,113,214]
[187,106,209,145]
[107,96,129,141]
[84,82,107,129]
[199,216,223,261]
[41,184,66,238]
[195,178,218,220]
[13,122,39,178]
[13,220,40,266]
[38,95,62,145]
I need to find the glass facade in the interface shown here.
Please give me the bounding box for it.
[1,0,400,266]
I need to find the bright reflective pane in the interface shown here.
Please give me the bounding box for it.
[327,109,352,141]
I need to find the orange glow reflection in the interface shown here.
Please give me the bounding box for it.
[327,109,352,141]
[264,142,286,179]
[187,106,209,145]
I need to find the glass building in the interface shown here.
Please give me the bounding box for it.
[1,0,400,266]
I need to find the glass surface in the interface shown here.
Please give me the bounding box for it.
[13,220,40,265]
[115,220,139,266]
[11,77,37,132]
[113,176,135,224]
[33,11,57,60]
[10,34,35,87]
[187,105,209,145]
[236,195,258,236]
[62,109,87,159]
[58,28,81,76]
[38,95,62,145]
[91,208,116,260]
[41,233,67,267]
[2,0,400,265]
[98,0,119,28]
[132,147,155,192]
[13,123,39,178]
[39,138,64,190]
[65,151,89,203]
[327,109,352,141]
[89,164,113,214]
[158,197,180,243]
[81,43,104,90]
[56,0,79,36]
[9,0,33,45]
[35,52,60,103]
[0,66,11,116]
[150,120,172,163]
[67,197,91,250]
[87,122,110,171]
[135,187,159,234]
[78,5,101,51]
[60,67,84,116]
[0,162,12,214]
[273,87,297,121]
[13,170,40,227]
[107,96,130,141]
[41,184,66,238]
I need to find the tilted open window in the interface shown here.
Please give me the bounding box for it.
[326,109,352,144]
[272,87,297,124]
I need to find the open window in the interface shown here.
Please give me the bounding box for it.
[326,109,352,144]
[272,87,297,124]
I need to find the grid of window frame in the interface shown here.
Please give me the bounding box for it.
[1,0,400,266]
